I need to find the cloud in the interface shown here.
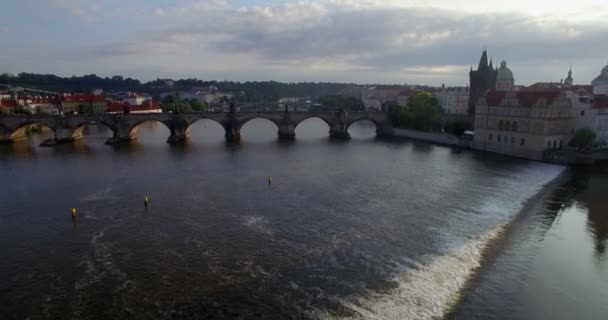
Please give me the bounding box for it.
[8,0,608,84]
[0,26,9,33]
[86,1,608,84]
[45,0,102,18]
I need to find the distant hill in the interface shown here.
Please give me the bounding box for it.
[0,73,363,101]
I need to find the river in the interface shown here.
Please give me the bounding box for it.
[0,119,604,319]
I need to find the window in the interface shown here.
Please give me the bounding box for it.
[559,140,563,149]
[553,141,557,149]
[505,121,511,131]
[498,135,502,142]
[547,141,551,148]
[580,110,585,116]
[488,134,493,141]
[498,120,504,130]
[511,137,515,144]
[512,121,518,132]
[520,138,526,146]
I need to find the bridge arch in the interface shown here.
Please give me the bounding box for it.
[128,119,172,136]
[237,116,280,131]
[186,117,226,143]
[294,115,333,129]
[238,117,281,142]
[71,120,116,140]
[186,117,225,132]
[346,117,381,130]
[7,121,56,142]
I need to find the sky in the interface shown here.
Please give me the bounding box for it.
[0,0,607,86]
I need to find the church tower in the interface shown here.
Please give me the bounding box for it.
[496,60,515,91]
[564,67,573,87]
[468,50,498,115]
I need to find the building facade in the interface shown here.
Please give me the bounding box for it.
[469,50,498,115]
[473,91,573,160]
[60,94,107,113]
[495,60,515,91]
[435,86,469,114]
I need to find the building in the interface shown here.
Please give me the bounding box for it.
[469,50,498,114]
[435,85,469,114]
[362,98,382,111]
[473,90,574,160]
[593,95,608,148]
[124,93,150,106]
[592,62,608,95]
[60,94,107,113]
[395,89,414,107]
[564,84,595,133]
[0,99,18,113]
[495,60,515,91]
[564,67,574,87]
[23,96,60,114]
[107,101,162,114]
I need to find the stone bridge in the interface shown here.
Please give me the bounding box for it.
[0,110,392,145]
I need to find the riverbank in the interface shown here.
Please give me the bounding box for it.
[389,128,608,166]
[391,128,471,148]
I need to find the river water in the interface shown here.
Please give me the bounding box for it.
[0,119,604,319]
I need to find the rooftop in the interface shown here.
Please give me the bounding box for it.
[485,90,562,108]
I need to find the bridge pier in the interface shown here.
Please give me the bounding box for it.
[0,132,14,144]
[167,122,189,145]
[224,125,241,144]
[329,128,351,140]
[277,122,296,140]
[105,124,133,145]
[55,127,78,144]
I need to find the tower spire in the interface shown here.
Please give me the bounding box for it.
[478,50,489,70]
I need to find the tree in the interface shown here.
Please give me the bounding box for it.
[188,98,207,111]
[161,94,179,112]
[388,91,443,131]
[569,128,596,152]
[13,105,28,114]
[179,101,193,113]
[319,95,364,111]
[407,91,443,130]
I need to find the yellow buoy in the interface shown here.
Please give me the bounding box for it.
[71,208,76,218]
[268,176,272,186]
[144,196,149,207]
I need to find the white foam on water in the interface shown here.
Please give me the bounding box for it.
[242,215,273,235]
[321,163,566,320]
[321,227,502,320]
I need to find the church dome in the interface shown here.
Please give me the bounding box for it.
[593,63,608,84]
[497,60,514,81]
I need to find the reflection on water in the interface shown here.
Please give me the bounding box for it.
[0,118,583,320]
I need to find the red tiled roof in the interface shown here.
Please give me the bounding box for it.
[484,90,562,108]
[594,95,608,109]
[60,94,106,103]
[484,91,507,106]
[1,99,18,108]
